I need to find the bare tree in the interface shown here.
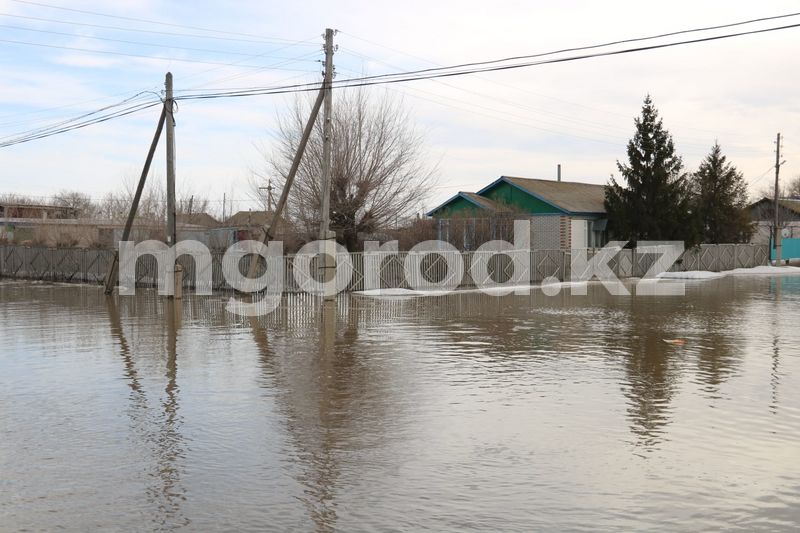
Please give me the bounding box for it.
[53,190,95,218]
[264,89,438,250]
[787,175,800,198]
[93,174,211,223]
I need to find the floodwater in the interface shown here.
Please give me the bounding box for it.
[1,277,800,532]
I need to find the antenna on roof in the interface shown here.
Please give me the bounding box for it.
[557,164,562,182]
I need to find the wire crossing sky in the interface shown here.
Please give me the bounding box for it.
[0,0,798,213]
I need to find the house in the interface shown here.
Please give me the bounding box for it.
[748,197,800,244]
[427,176,608,250]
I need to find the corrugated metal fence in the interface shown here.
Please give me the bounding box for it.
[0,243,769,292]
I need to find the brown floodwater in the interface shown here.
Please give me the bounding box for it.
[1,276,799,532]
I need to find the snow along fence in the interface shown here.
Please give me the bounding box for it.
[0,243,770,293]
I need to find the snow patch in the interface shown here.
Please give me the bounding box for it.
[729,265,800,276]
[657,271,727,280]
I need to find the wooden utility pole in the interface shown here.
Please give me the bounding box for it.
[165,72,177,246]
[258,180,274,211]
[773,132,782,266]
[319,28,336,301]
[104,106,167,294]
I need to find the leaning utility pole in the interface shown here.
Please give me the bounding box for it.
[165,72,177,246]
[319,28,336,301]
[773,132,782,266]
[244,88,326,281]
[103,106,167,294]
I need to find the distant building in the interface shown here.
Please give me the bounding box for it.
[177,212,219,229]
[225,210,292,242]
[427,176,608,250]
[0,216,211,248]
[0,202,77,220]
[749,197,800,244]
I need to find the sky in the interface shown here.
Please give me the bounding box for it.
[1,0,799,218]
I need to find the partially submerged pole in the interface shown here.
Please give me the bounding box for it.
[318,28,336,301]
[165,72,177,247]
[773,132,782,266]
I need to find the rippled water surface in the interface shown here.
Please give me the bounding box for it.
[1,277,800,532]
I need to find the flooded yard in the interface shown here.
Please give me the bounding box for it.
[1,277,799,531]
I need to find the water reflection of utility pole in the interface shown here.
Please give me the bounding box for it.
[105,295,145,397]
[104,295,188,528]
[248,301,342,532]
[321,300,337,356]
[770,277,782,415]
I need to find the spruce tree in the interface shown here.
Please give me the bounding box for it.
[691,142,753,243]
[605,95,694,244]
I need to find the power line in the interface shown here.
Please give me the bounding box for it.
[750,164,781,190]
[0,91,157,140]
[9,0,312,43]
[335,65,625,146]
[0,99,163,147]
[339,10,800,82]
[175,50,321,90]
[177,20,800,101]
[0,23,323,60]
[0,87,159,125]
[331,22,800,89]
[338,48,637,139]
[0,12,320,46]
[0,37,321,70]
[4,17,800,148]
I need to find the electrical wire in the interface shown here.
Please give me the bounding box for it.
[10,0,314,43]
[3,16,799,148]
[0,12,320,46]
[0,99,162,147]
[338,10,800,84]
[0,87,160,125]
[0,37,321,70]
[0,23,323,60]
[175,20,800,101]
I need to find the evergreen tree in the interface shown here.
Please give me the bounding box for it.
[605,96,694,244]
[690,142,753,243]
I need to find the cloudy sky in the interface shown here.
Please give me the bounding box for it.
[1,0,799,218]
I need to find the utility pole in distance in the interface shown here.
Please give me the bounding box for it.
[165,72,177,246]
[773,132,782,266]
[258,180,274,212]
[319,28,336,301]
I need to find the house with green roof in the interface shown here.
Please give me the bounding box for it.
[427,176,608,250]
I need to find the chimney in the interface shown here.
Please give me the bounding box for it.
[557,164,562,182]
